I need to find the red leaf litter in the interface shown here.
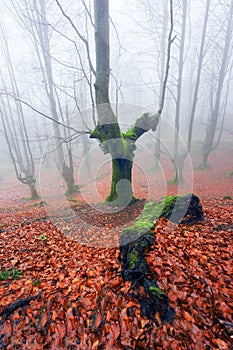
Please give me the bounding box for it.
[0,147,232,349]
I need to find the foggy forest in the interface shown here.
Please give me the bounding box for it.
[0,0,232,348]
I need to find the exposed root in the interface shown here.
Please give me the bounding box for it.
[119,193,204,323]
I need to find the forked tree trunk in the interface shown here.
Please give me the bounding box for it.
[92,0,174,206]
[106,158,134,206]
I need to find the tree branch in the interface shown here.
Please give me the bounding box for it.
[0,91,87,135]
[123,0,174,142]
[55,0,96,76]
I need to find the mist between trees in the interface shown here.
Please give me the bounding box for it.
[0,0,232,199]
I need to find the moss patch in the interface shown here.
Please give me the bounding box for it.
[226,170,233,177]
[120,195,181,242]
[149,286,167,299]
[128,249,139,269]
[223,195,232,200]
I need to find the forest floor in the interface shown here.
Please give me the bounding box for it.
[0,146,232,349]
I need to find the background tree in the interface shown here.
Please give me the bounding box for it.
[177,0,210,179]
[0,24,39,199]
[11,0,78,194]
[169,0,188,184]
[201,1,233,168]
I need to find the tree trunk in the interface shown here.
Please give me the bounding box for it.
[92,0,174,206]
[201,2,233,167]
[106,158,134,206]
[201,151,209,169]
[170,0,187,184]
[62,164,75,195]
[31,0,75,194]
[171,154,185,184]
[29,181,39,200]
[154,0,168,163]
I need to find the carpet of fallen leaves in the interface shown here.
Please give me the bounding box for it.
[0,147,233,349]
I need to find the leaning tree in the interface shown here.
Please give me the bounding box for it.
[89,0,174,206]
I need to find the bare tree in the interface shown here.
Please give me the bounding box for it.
[177,0,211,179]
[169,0,188,184]
[12,0,77,194]
[0,25,39,199]
[154,0,169,163]
[201,1,233,168]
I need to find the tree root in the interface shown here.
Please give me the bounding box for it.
[0,292,42,324]
[119,193,203,323]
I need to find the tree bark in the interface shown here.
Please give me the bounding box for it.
[106,158,134,206]
[92,0,174,205]
[170,0,187,184]
[29,180,39,200]
[62,163,75,195]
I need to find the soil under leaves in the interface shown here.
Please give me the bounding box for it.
[0,148,232,349]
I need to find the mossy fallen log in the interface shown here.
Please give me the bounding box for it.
[119,193,203,323]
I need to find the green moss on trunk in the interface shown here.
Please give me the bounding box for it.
[106,158,134,207]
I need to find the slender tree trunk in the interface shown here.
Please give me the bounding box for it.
[29,0,75,193]
[201,2,233,167]
[0,25,39,199]
[188,1,210,152]
[154,0,168,164]
[178,0,210,180]
[171,0,187,184]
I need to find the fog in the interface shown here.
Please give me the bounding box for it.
[0,0,232,193]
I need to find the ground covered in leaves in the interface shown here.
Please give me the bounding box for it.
[0,148,233,349]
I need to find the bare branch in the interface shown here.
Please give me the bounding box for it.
[159,0,175,112]
[55,0,96,76]
[0,91,87,135]
[81,0,94,27]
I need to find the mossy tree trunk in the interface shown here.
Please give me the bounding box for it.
[106,158,134,206]
[90,113,160,206]
[92,0,173,206]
